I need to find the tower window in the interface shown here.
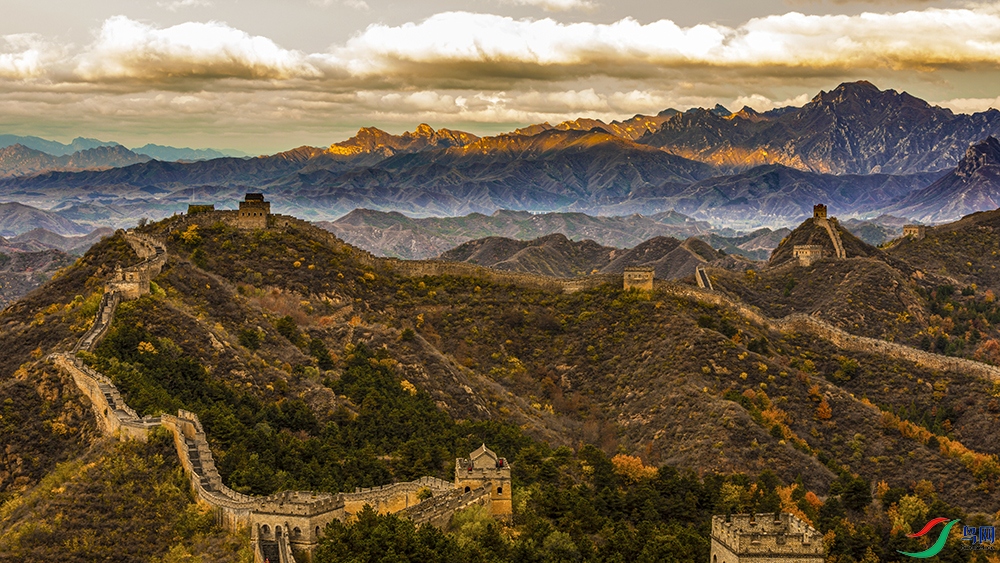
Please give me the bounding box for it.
[497,486,503,495]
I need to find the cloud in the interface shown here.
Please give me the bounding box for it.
[74,16,321,82]
[3,7,1000,152]
[935,97,1000,113]
[157,0,213,11]
[333,8,1000,84]
[310,0,369,9]
[343,0,370,10]
[731,93,813,112]
[499,0,597,12]
[7,7,1000,88]
[0,34,58,80]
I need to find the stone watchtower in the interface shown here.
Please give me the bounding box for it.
[455,444,512,518]
[903,225,926,240]
[813,204,827,219]
[711,513,824,563]
[623,267,655,291]
[793,245,825,267]
[237,193,270,229]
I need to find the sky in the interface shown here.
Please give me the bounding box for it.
[2,0,1000,154]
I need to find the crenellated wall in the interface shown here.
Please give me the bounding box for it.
[654,280,1000,383]
[711,513,824,563]
[55,228,513,563]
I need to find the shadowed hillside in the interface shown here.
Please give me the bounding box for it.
[5,211,1000,562]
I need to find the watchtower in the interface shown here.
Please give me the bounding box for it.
[793,245,825,267]
[813,204,827,219]
[711,513,824,563]
[237,193,270,229]
[455,445,511,518]
[623,267,655,291]
[903,225,926,240]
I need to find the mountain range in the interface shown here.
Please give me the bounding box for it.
[636,81,1000,175]
[0,202,91,237]
[320,208,796,262]
[437,232,744,280]
[0,144,152,178]
[0,82,999,230]
[0,134,247,162]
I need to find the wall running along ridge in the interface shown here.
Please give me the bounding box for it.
[54,216,1000,561]
[52,230,495,563]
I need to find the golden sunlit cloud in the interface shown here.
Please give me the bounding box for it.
[1,6,999,151]
[73,16,320,82]
[1,7,998,87]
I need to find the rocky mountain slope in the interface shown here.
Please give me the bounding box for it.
[328,123,479,156]
[653,164,941,227]
[0,245,74,308]
[886,137,1000,222]
[639,81,1000,175]
[512,109,679,141]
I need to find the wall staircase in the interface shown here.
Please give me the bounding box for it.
[817,218,846,259]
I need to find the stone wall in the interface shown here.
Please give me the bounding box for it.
[401,486,492,529]
[105,231,167,299]
[710,513,824,563]
[55,229,512,563]
[341,477,453,518]
[655,280,1000,383]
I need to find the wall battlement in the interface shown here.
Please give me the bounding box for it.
[903,225,927,240]
[623,267,655,291]
[711,513,824,562]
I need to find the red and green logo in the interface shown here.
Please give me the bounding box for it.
[898,518,960,559]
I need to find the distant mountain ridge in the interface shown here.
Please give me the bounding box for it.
[131,144,248,161]
[0,202,90,237]
[0,144,151,178]
[638,81,1000,175]
[319,208,716,259]
[437,232,751,281]
[0,134,248,162]
[886,137,1000,222]
[0,135,117,156]
[1,82,999,226]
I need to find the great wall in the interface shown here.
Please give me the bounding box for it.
[50,196,1000,563]
[51,228,510,563]
[180,195,1000,382]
